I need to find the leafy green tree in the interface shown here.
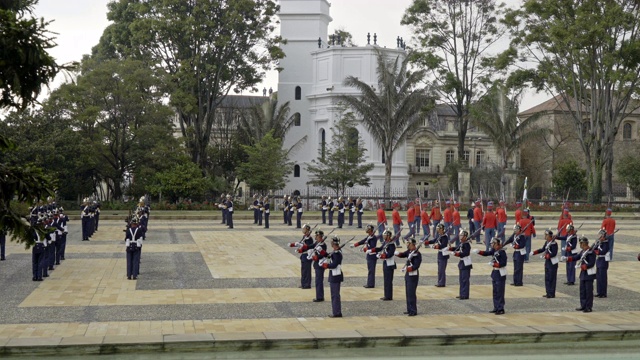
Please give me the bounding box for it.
[306,116,375,197]
[340,50,432,204]
[238,94,294,145]
[552,160,588,200]
[97,0,285,172]
[617,154,640,199]
[236,131,291,194]
[402,0,507,161]
[0,0,68,110]
[148,161,212,203]
[502,0,640,203]
[470,82,549,196]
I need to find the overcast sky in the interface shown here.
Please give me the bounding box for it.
[33,0,548,111]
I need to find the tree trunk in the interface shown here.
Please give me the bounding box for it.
[384,149,392,208]
[587,159,603,204]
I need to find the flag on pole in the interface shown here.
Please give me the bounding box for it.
[522,177,528,206]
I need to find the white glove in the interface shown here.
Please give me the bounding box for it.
[472,249,479,254]
[561,247,566,252]
[394,251,400,256]
[429,244,435,249]
[350,244,355,248]
[487,261,493,266]
[366,249,373,255]
[560,256,567,262]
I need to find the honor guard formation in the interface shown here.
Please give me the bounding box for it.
[4,193,624,320]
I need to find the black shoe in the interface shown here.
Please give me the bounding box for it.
[565,282,575,285]
[61,258,65,260]
[548,295,555,298]
[380,297,392,301]
[403,311,409,314]
[301,286,311,289]
[127,276,131,280]
[495,310,505,315]
[408,313,417,317]
[32,277,37,281]
[456,296,469,300]
[132,277,137,280]
[55,262,60,265]
[0,258,5,261]
[583,308,592,313]
[329,314,342,318]
[363,285,374,289]
[434,285,445,287]
[490,309,497,313]
[43,275,49,277]
[313,298,324,302]
[575,307,585,311]
[542,295,549,298]
[37,278,43,281]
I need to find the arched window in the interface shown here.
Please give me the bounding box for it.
[293,113,301,126]
[476,150,485,166]
[295,86,302,100]
[415,149,430,170]
[623,123,632,140]
[319,129,326,160]
[463,150,470,165]
[445,150,455,165]
[294,165,300,177]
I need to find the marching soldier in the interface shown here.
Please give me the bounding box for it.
[482,201,497,251]
[348,197,355,226]
[504,224,526,287]
[430,201,442,238]
[282,195,289,225]
[420,204,430,241]
[257,196,264,226]
[452,202,462,244]
[601,209,616,260]
[376,229,397,301]
[557,223,578,285]
[426,223,449,287]
[327,196,335,226]
[396,236,422,316]
[58,208,69,261]
[125,217,143,280]
[289,224,314,289]
[594,229,610,298]
[353,224,379,288]
[296,196,303,229]
[564,236,596,313]
[320,195,328,224]
[94,201,101,231]
[496,200,507,242]
[450,229,472,299]
[473,237,508,315]
[219,194,227,225]
[252,194,259,224]
[81,198,91,241]
[376,203,387,236]
[403,202,416,242]
[322,236,344,318]
[311,230,328,302]
[31,217,47,281]
[391,203,403,246]
[263,197,270,229]
[288,196,295,226]
[356,198,364,228]
[531,229,559,298]
[472,201,483,244]
[225,194,234,229]
[337,197,345,228]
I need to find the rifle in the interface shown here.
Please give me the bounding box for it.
[375,228,402,258]
[448,227,482,246]
[306,228,338,260]
[319,236,356,266]
[290,223,319,250]
[401,241,423,272]
[522,177,528,208]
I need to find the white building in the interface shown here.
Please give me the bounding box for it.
[278,0,409,195]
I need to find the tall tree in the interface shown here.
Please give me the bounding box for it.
[98,0,284,173]
[502,0,640,203]
[340,50,432,204]
[470,83,549,197]
[617,154,640,199]
[306,116,375,197]
[402,0,507,165]
[236,131,292,194]
[237,95,294,145]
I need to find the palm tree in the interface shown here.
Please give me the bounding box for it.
[340,50,432,204]
[238,94,294,145]
[470,83,549,196]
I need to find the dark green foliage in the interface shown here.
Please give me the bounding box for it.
[236,131,291,194]
[617,155,640,199]
[552,160,588,200]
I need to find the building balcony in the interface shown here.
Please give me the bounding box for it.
[408,164,440,174]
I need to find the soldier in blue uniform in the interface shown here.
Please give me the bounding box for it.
[327,197,334,226]
[504,224,526,287]
[282,195,289,225]
[31,217,47,281]
[564,236,596,312]
[225,195,234,229]
[289,224,314,289]
[322,236,344,317]
[296,197,303,229]
[81,198,91,241]
[310,230,327,302]
[93,201,101,231]
[426,223,449,287]
[219,194,227,225]
[263,197,270,229]
[451,229,472,300]
[474,237,508,315]
[288,197,295,226]
[396,236,422,316]
[594,229,609,298]
[375,229,397,301]
[557,223,578,285]
[337,197,345,228]
[125,217,143,280]
[252,194,259,224]
[348,197,355,226]
[356,198,364,228]
[257,196,264,226]
[531,229,559,298]
[353,225,379,288]
[320,195,328,224]
[58,208,69,261]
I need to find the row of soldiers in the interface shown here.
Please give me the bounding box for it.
[28,199,70,281]
[288,207,615,317]
[123,198,150,280]
[80,198,101,241]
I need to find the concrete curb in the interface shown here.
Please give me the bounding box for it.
[2,327,640,357]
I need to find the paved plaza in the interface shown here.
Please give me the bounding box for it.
[1,214,640,356]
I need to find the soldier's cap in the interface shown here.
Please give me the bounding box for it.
[407,236,417,244]
[487,201,494,208]
[544,229,554,237]
[523,208,530,213]
[490,237,501,245]
[331,236,340,245]
[578,235,589,244]
[366,224,375,232]
[460,229,469,237]
[606,208,612,214]
[303,224,311,231]
[566,223,574,231]
[131,217,139,224]
[383,229,393,237]
[445,200,451,205]
[475,201,481,206]
[436,223,445,230]
[315,229,324,236]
